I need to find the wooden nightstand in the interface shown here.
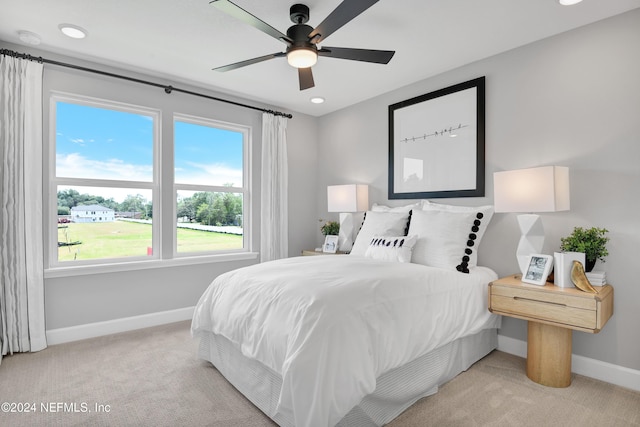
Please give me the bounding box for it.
[489,275,614,388]
[301,249,348,256]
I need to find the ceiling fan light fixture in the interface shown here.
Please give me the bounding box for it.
[287,48,317,68]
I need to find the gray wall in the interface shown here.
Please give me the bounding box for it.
[314,10,640,371]
[0,41,318,330]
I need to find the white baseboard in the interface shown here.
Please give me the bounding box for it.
[497,334,640,392]
[46,306,195,345]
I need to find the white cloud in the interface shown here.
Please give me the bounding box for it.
[56,153,153,181]
[56,154,243,201]
[70,138,86,146]
[176,161,243,187]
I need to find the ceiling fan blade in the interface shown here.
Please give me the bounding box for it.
[308,0,379,44]
[318,47,395,64]
[213,52,285,72]
[210,0,292,44]
[298,67,315,90]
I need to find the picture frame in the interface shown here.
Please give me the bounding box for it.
[388,77,485,199]
[522,254,554,286]
[322,235,339,254]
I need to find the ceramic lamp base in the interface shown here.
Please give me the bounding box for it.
[517,214,545,276]
[337,212,354,252]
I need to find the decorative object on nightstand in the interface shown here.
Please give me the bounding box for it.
[521,254,553,286]
[585,270,607,286]
[319,220,340,237]
[553,251,585,288]
[322,235,339,253]
[493,166,570,276]
[570,260,598,293]
[489,275,613,388]
[559,226,609,272]
[327,184,369,252]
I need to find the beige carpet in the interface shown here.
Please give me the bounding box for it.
[0,321,638,426]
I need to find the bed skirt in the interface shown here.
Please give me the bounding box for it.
[196,328,497,427]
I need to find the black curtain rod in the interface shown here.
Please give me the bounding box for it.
[0,48,293,119]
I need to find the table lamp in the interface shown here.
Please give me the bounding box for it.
[493,166,570,276]
[327,184,369,252]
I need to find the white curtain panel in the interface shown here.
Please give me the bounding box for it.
[260,113,288,262]
[0,55,47,363]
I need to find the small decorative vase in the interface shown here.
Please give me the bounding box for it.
[585,258,596,272]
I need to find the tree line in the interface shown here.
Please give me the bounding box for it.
[58,189,242,226]
[176,191,242,227]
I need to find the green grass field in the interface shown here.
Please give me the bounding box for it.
[57,221,242,262]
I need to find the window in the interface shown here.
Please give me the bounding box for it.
[174,115,248,255]
[52,96,157,266]
[50,94,250,269]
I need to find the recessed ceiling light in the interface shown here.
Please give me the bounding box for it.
[558,0,583,5]
[17,30,41,45]
[59,24,87,39]
[310,97,325,104]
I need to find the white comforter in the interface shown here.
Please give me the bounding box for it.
[191,255,500,427]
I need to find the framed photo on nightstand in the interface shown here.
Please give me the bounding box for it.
[323,235,339,253]
[522,254,554,286]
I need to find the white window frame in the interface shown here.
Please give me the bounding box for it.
[46,92,256,277]
[48,92,161,269]
[172,113,251,258]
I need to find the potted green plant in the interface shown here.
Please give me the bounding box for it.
[319,219,339,236]
[559,227,609,272]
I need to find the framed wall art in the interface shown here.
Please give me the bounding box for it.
[388,77,485,199]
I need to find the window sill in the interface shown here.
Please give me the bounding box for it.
[44,252,260,279]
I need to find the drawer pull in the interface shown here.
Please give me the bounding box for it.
[513,296,567,307]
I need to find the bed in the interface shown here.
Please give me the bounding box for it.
[191,201,501,427]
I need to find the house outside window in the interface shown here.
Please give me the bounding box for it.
[70,205,115,223]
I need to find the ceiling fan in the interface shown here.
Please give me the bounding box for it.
[210,0,395,90]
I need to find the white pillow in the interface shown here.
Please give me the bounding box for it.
[421,202,494,270]
[371,201,422,213]
[350,211,412,256]
[422,201,493,216]
[364,235,417,263]
[409,207,493,272]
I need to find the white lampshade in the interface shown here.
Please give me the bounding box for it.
[327,184,369,213]
[494,166,570,213]
[287,48,318,68]
[493,166,570,276]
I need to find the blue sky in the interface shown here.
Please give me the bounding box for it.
[56,102,243,201]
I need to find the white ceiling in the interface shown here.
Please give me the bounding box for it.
[1,0,639,116]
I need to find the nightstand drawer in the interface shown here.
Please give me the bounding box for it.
[490,293,597,330]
